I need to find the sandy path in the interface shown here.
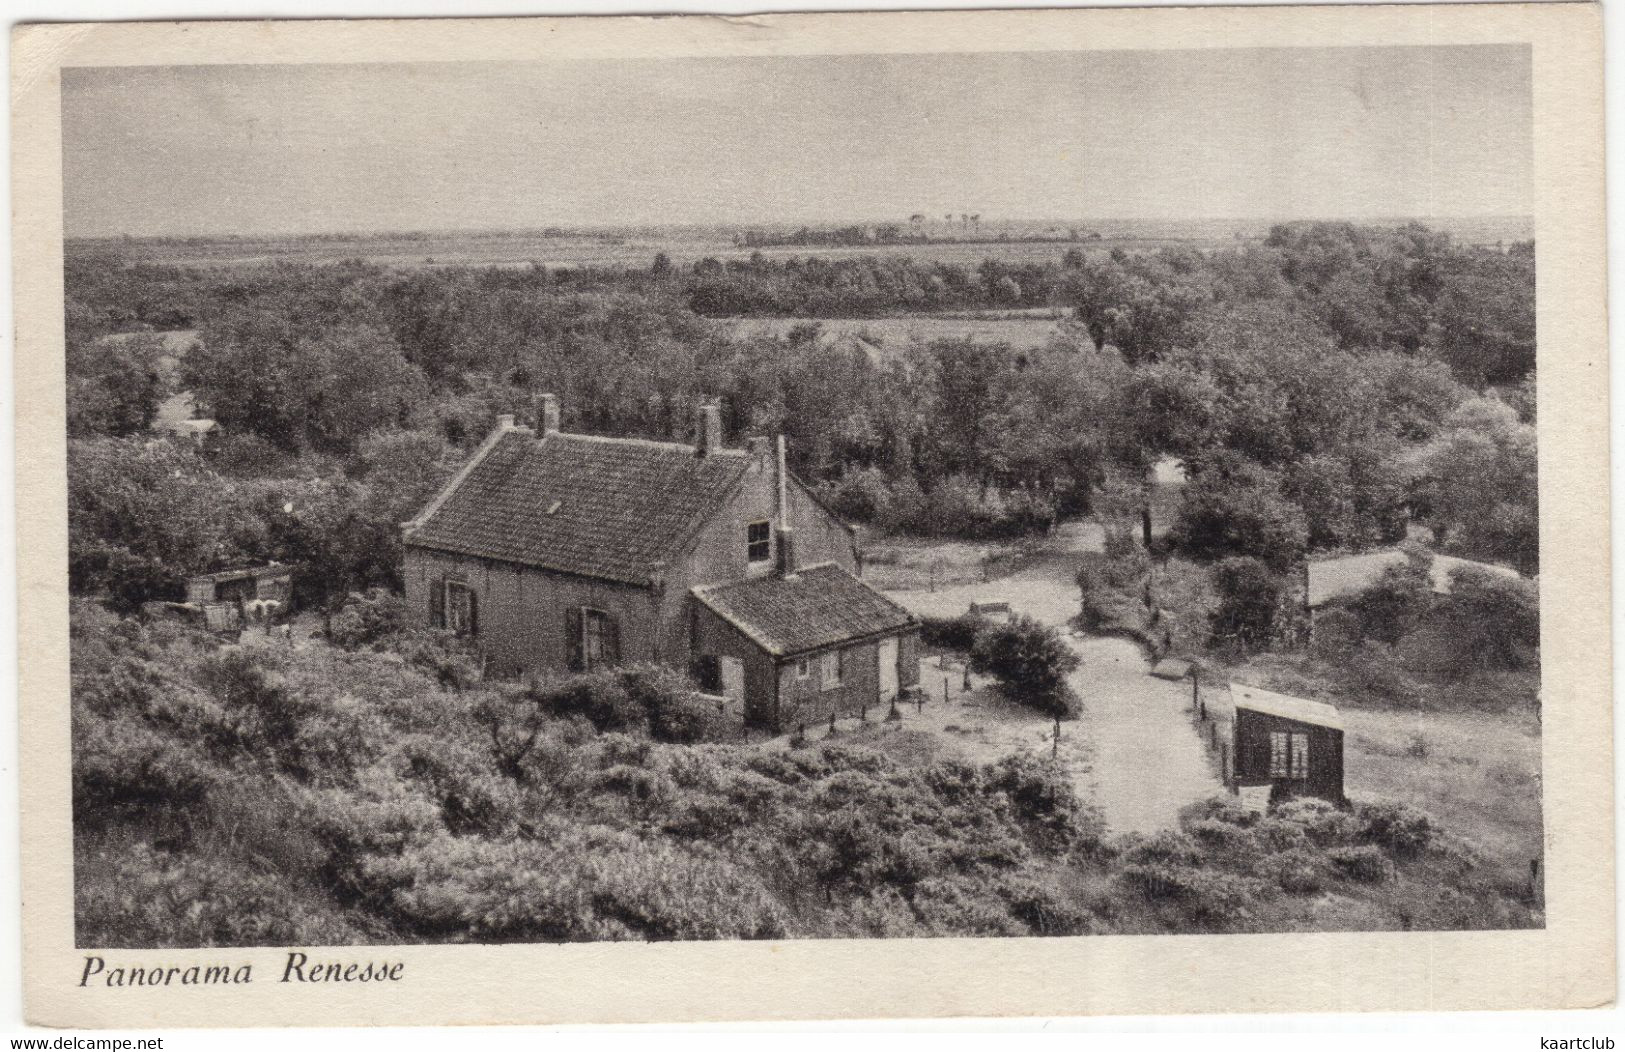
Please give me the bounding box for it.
[1068,636,1223,835]
[877,520,1223,834]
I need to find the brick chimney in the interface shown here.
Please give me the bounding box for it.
[776,434,797,578]
[537,393,561,435]
[695,401,723,457]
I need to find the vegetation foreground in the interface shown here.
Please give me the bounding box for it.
[74,601,1539,946]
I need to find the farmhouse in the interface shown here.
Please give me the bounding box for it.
[1218,683,1345,807]
[401,396,919,729]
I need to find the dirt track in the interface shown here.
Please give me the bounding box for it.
[878,521,1222,834]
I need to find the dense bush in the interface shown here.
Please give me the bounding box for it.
[970,615,1081,722]
[918,612,984,652]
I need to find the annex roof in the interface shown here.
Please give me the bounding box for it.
[691,562,917,658]
[1305,548,1523,608]
[404,425,753,586]
[1227,683,1344,731]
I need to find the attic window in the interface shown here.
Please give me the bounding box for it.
[747,520,771,563]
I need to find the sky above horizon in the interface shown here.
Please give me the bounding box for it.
[62,45,1533,239]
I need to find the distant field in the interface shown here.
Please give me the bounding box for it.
[724,310,1076,351]
[70,234,1210,271]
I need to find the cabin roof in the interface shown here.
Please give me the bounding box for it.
[692,562,916,658]
[404,426,753,586]
[1227,683,1344,731]
[189,563,289,585]
[1305,548,1523,608]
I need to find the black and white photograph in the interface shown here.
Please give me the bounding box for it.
[56,39,1550,947]
[11,3,1613,1028]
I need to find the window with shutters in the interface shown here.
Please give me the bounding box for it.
[443,579,477,638]
[1269,731,1310,779]
[820,649,843,691]
[747,520,772,563]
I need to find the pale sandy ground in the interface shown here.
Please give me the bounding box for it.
[848,521,1224,835]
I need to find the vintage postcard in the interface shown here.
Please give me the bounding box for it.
[12,3,1613,1027]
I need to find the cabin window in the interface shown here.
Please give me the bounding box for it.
[820,649,843,691]
[747,520,772,563]
[568,607,620,671]
[440,579,477,638]
[795,657,811,679]
[1269,731,1310,780]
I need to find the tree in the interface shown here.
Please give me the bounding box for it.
[1169,454,1308,570]
[66,333,167,438]
[970,616,1081,740]
[1433,566,1540,674]
[1432,267,1536,387]
[1344,547,1434,645]
[1208,557,1285,652]
[1416,398,1539,573]
[188,313,425,454]
[68,437,253,609]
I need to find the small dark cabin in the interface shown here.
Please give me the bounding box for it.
[1224,683,1345,806]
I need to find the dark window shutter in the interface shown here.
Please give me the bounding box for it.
[467,590,479,637]
[605,613,621,666]
[430,578,446,629]
[566,607,584,671]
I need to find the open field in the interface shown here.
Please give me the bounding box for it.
[725,311,1075,351]
[65,215,1532,272]
[69,233,1208,271]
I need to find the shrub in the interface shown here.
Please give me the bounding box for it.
[1327,844,1394,883]
[970,615,1081,720]
[987,753,1099,849]
[327,589,409,650]
[1120,863,1268,922]
[1270,797,1360,846]
[1357,801,1435,857]
[624,665,732,744]
[1208,556,1286,652]
[1259,848,1329,894]
[75,842,360,948]
[526,665,729,744]
[919,612,984,652]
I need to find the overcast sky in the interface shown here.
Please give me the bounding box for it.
[62,45,1532,238]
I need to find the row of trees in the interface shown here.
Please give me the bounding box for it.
[64,221,1538,614]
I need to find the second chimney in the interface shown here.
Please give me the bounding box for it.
[537,393,561,435]
[695,402,722,456]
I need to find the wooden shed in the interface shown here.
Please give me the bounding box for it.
[1223,683,1345,806]
[185,564,293,607]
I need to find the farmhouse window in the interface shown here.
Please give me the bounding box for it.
[692,655,722,693]
[441,579,478,638]
[566,607,620,671]
[820,649,843,691]
[795,657,811,679]
[747,520,772,563]
[1269,731,1310,779]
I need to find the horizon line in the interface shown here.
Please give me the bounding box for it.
[66,212,1539,245]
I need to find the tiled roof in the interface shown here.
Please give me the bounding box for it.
[1227,683,1343,731]
[692,562,916,658]
[1306,548,1523,608]
[405,428,751,586]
